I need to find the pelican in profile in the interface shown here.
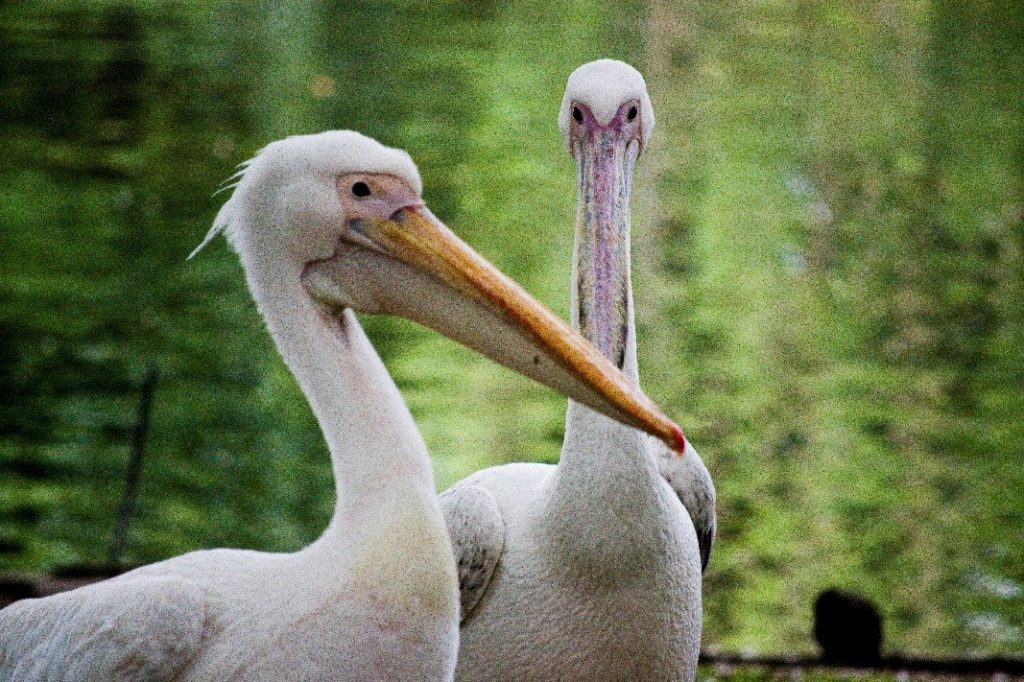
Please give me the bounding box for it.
[443,61,715,680]
[0,130,684,681]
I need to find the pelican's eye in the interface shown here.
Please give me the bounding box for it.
[572,106,583,124]
[627,105,638,121]
[352,181,371,197]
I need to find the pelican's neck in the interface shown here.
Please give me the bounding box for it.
[244,254,438,545]
[553,136,656,506]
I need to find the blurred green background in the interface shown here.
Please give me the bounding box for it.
[1,0,1021,659]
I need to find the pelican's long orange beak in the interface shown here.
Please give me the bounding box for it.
[303,206,685,452]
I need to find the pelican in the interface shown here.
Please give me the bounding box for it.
[0,130,684,681]
[443,61,716,680]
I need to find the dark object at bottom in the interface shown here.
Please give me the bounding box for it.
[814,588,883,664]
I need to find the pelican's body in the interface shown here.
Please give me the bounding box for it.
[1,130,682,681]
[444,61,715,681]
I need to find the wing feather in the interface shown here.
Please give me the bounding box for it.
[0,576,206,682]
[440,484,506,622]
[656,439,717,572]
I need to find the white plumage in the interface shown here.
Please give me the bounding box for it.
[1,128,683,681]
[444,60,716,681]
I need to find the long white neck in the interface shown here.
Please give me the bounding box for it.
[551,139,659,515]
[241,248,439,549]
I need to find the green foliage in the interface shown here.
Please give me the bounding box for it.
[0,0,1021,658]
[647,0,1024,655]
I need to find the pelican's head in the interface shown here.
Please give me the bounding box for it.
[558,59,654,155]
[194,130,423,276]
[197,131,684,452]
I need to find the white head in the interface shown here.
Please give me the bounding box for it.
[196,130,684,451]
[558,59,654,153]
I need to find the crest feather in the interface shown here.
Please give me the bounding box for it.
[187,157,257,260]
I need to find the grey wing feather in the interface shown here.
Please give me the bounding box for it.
[656,439,717,572]
[440,484,506,623]
[0,576,206,681]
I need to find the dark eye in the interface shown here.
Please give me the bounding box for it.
[572,106,583,124]
[627,105,638,121]
[351,181,371,197]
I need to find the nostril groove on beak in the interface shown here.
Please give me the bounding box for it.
[389,202,425,222]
